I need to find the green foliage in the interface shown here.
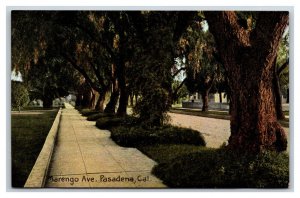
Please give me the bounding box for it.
[153,149,289,188]
[12,11,111,109]
[26,53,78,108]
[172,80,189,104]
[94,114,205,148]
[134,87,171,127]
[86,112,114,121]
[80,109,100,117]
[138,144,209,164]
[171,107,229,117]
[11,81,30,109]
[277,33,289,66]
[11,11,45,74]
[276,32,289,95]
[130,12,198,127]
[96,117,125,129]
[109,124,206,147]
[95,115,139,129]
[11,11,200,125]
[184,28,220,95]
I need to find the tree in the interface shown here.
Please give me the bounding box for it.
[172,79,189,104]
[12,11,201,123]
[213,64,230,105]
[204,11,288,152]
[128,11,197,126]
[56,11,138,114]
[26,55,76,108]
[170,58,187,104]
[12,11,80,108]
[54,11,113,111]
[14,11,122,110]
[183,23,220,111]
[273,33,289,119]
[11,81,30,110]
[102,12,137,116]
[11,11,45,83]
[130,12,174,126]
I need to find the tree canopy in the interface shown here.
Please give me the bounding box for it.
[11,10,289,152]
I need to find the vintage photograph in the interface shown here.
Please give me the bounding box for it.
[11,10,290,188]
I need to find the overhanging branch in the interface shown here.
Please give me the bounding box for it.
[172,67,186,78]
[61,53,102,93]
[277,60,289,75]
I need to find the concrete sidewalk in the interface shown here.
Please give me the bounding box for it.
[45,103,165,188]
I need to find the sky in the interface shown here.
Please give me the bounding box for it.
[11,70,22,82]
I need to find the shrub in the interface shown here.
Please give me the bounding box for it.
[87,113,114,121]
[80,109,99,117]
[95,115,140,129]
[96,117,125,129]
[110,125,206,147]
[11,81,30,109]
[152,149,289,188]
[138,144,209,164]
[133,87,170,127]
[157,125,206,146]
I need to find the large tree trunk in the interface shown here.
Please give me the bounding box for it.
[75,94,82,107]
[76,81,93,109]
[43,97,53,108]
[205,11,288,153]
[81,90,92,109]
[116,56,128,116]
[117,92,129,116]
[104,72,119,114]
[172,78,187,104]
[201,79,214,112]
[104,91,119,114]
[129,92,134,107]
[228,70,287,152]
[219,91,223,103]
[135,93,138,105]
[201,90,209,112]
[117,82,128,116]
[89,90,96,109]
[95,92,106,112]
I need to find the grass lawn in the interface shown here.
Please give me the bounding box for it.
[138,144,210,164]
[152,148,289,188]
[170,108,230,119]
[82,109,289,188]
[11,108,58,187]
[170,107,289,128]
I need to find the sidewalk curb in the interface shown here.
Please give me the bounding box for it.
[24,108,62,188]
